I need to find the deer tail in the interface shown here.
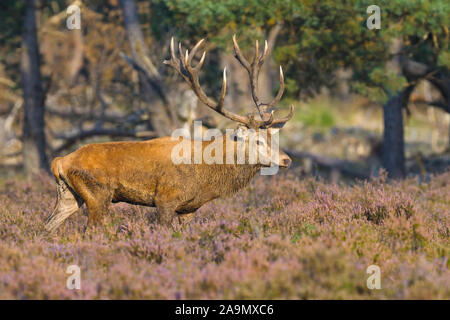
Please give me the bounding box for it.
[50,157,64,183]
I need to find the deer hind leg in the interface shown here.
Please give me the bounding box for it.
[64,169,112,230]
[45,180,83,233]
[84,193,111,228]
[69,186,111,230]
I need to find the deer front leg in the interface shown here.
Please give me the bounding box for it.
[155,203,177,228]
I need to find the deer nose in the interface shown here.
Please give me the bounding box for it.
[281,158,291,168]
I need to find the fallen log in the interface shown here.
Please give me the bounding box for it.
[285,149,371,180]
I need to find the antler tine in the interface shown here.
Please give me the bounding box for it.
[266,66,285,109]
[232,34,251,71]
[195,51,206,71]
[169,37,176,61]
[254,39,259,64]
[178,42,188,70]
[188,38,205,64]
[218,67,227,109]
[266,105,294,128]
[163,37,183,75]
[250,104,294,129]
[262,110,275,126]
[254,39,269,66]
[163,37,174,65]
[184,49,189,66]
[258,40,269,67]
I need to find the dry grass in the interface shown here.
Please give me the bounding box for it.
[0,171,448,299]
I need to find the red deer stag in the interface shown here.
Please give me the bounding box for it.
[45,35,294,233]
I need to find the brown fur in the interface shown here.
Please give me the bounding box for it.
[45,134,291,232]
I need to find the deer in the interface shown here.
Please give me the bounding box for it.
[44,35,294,233]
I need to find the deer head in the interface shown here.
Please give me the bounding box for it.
[164,35,294,168]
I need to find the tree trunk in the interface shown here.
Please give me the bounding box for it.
[20,0,49,174]
[382,92,405,179]
[259,23,283,102]
[119,0,174,136]
[68,25,83,85]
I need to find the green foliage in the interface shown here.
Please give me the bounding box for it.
[150,0,449,103]
[2,1,447,106]
[0,1,25,45]
[296,101,336,129]
[150,0,293,41]
[438,51,450,68]
[353,68,408,103]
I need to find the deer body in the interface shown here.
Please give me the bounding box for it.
[45,35,294,233]
[45,136,270,232]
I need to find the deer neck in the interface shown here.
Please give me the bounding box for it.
[215,136,261,196]
[212,163,261,197]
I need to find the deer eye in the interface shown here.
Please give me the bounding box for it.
[256,140,264,146]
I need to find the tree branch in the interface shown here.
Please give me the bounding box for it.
[119,52,169,106]
[285,149,370,179]
[52,128,156,154]
[46,104,149,124]
[412,99,449,113]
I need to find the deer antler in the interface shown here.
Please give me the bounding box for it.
[164,36,294,129]
[163,37,251,126]
[232,34,294,128]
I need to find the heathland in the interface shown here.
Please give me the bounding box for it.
[0,171,448,299]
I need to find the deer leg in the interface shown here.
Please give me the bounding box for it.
[65,170,111,230]
[156,203,177,228]
[45,180,83,233]
[83,193,111,229]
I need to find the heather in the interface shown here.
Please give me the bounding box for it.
[0,171,448,299]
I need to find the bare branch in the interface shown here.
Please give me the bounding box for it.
[46,104,138,123]
[52,128,156,154]
[120,52,169,105]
